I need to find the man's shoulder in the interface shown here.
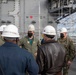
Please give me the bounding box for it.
[67,37,73,42]
[14,47,33,59]
[57,38,62,41]
[34,37,39,41]
[19,47,30,54]
[20,36,28,42]
[39,42,65,53]
[21,36,27,39]
[40,42,64,48]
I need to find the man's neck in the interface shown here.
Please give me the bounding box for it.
[29,36,34,39]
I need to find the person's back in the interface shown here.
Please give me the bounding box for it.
[36,25,65,75]
[0,42,38,75]
[37,41,65,75]
[0,24,39,75]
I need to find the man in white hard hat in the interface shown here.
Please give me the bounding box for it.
[36,25,66,75]
[58,27,75,75]
[0,24,39,75]
[0,25,7,46]
[20,24,40,59]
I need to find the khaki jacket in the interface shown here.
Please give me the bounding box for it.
[20,36,40,58]
[0,35,4,46]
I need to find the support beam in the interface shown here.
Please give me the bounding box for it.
[0,0,1,26]
[2,0,7,3]
[9,0,20,28]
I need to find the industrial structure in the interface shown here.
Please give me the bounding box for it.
[0,0,76,40]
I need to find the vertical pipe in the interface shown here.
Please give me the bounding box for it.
[59,0,61,17]
[0,0,1,26]
[24,0,25,36]
[39,0,40,40]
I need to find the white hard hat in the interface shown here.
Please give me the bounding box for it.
[42,25,56,35]
[0,25,7,32]
[28,24,35,31]
[2,24,20,38]
[60,27,67,33]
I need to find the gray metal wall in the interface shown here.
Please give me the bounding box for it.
[0,0,57,39]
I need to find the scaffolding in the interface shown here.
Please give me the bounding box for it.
[48,0,76,21]
[57,12,76,44]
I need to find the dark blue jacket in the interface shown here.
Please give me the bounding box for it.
[0,42,39,75]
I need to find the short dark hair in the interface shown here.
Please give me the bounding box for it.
[45,34,55,39]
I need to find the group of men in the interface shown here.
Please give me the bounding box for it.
[0,24,75,75]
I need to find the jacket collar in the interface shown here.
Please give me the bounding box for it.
[42,40,57,44]
[2,42,19,47]
[26,35,34,40]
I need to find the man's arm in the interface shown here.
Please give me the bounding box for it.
[27,54,39,75]
[36,46,44,74]
[68,56,76,75]
[69,39,75,61]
